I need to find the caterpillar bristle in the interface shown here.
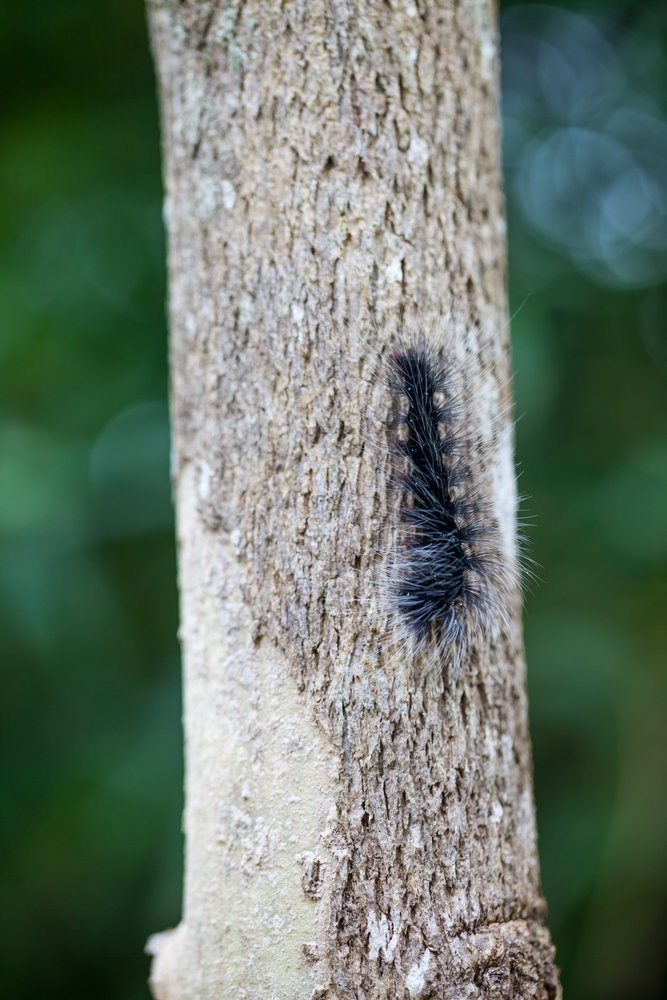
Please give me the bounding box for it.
[385,339,515,671]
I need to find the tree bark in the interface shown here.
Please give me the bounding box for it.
[146,1,561,998]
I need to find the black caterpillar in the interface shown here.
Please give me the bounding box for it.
[387,343,512,663]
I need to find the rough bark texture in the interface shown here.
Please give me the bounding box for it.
[147,1,561,998]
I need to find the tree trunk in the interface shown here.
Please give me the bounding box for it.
[146,2,561,998]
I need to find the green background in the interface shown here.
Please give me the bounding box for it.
[0,2,665,998]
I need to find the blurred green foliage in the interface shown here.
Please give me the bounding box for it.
[0,2,665,999]
[502,3,667,997]
[0,3,181,999]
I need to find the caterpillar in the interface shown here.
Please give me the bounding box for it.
[386,341,514,668]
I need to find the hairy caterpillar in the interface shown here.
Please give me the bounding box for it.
[386,341,515,669]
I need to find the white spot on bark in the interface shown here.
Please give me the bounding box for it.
[198,460,212,499]
[407,135,429,168]
[491,800,504,824]
[367,908,402,963]
[409,823,423,848]
[406,949,432,995]
[221,180,236,210]
[480,35,496,82]
[385,256,403,284]
[195,171,219,222]
[291,302,305,325]
[239,292,253,329]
